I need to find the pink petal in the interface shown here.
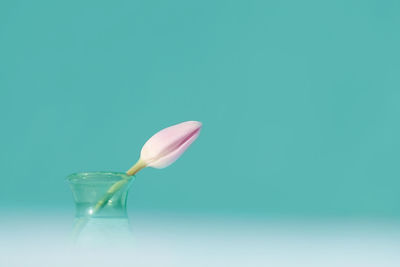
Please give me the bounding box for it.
[140,121,202,169]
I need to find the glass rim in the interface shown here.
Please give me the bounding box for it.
[66,171,134,184]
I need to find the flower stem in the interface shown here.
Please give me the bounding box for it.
[126,159,147,176]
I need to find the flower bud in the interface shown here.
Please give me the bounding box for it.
[140,121,202,168]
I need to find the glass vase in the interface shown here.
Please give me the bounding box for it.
[67,172,135,247]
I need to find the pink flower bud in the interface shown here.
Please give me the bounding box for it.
[140,121,202,169]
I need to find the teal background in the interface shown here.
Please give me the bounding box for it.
[1,0,400,217]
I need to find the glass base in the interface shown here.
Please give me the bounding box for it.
[74,217,133,247]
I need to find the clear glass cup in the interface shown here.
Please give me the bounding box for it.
[67,172,135,247]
